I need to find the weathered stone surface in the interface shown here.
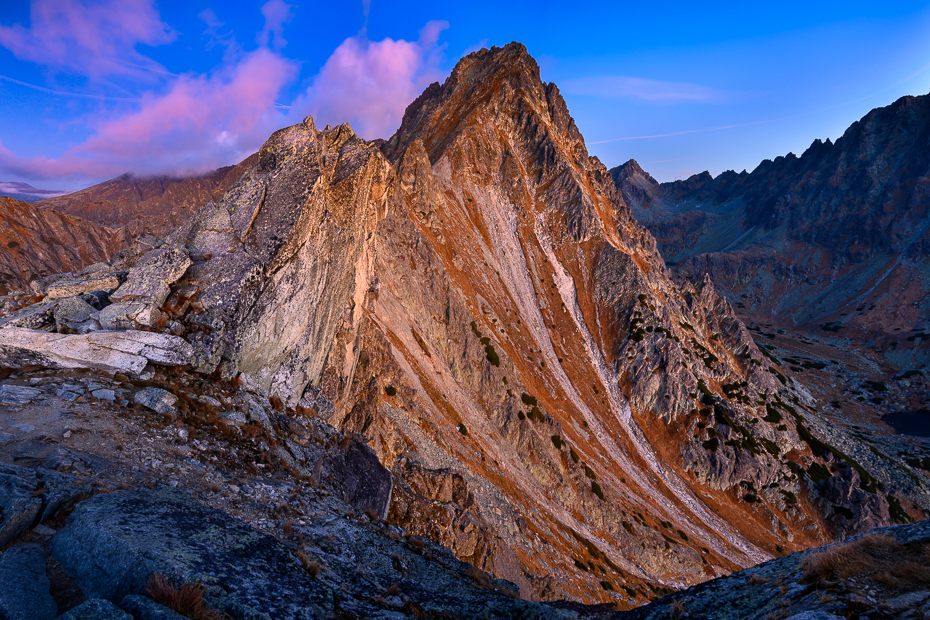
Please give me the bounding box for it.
[58,599,133,620]
[0,196,131,297]
[110,247,191,307]
[0,462,41,548]
[51,489,335,619]
[53,295,98,332]
[174,119,392,407]
[47,274,120,299]
[317,440,393,520]
[0,384,42,405]
[119,595,188,620]
[0,543,56,620]
[0,299,57,331]
[100,247,191,328]
[134,388,178,415]
[0,328,193,376]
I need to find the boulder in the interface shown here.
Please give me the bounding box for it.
[316,440,393,520]
[102,248,191,329]
[0,384,42,405]
[51,489,334,619]
[0,328,194,376]
[57,599,132,620]
[133,388,178,416]
[119,595,188,620]
[0,463,41,548]
[0,543,56,620]
[47,274,121,299]
[0,299,57,331]
[53,295,98,332]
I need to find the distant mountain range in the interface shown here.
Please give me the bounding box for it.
[0,181,70,202]
[611,92,930,440]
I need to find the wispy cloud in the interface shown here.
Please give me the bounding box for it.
[0,74,140,101]
[0,48,295,181]
[562,75,732,104]
[0,0,175,80]
[0,1,297,183]
[289,20,449,140]
[257,0,296,50]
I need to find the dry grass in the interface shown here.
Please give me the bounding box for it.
[146,573,229,620]
[800,533,930,593]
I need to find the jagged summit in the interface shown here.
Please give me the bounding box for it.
[0,44,926,610]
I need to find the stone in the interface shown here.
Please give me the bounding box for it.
[316,439,393,521]
[0,299,57,331]
[134,388,178,415]
[111,247,191,305]
[92,389,116,401]
[47,274,120,299]
[0,543,56,620]
[0,328,194,376]
[0,384,42,405]
[51,489,334,619]
[219,411,246,426]
[53,295,98,332]
[0,462,42,548]
[887,591,930,612]
[57,599,132,620]
[783,613,843,620]
[119,595,188,620]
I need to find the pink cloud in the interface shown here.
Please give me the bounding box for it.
[290,20,449,140]
[0,0,175,80]
[0,48,296,181]
[257,0,296,50]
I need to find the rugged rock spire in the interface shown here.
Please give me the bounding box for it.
[2,43,925,608]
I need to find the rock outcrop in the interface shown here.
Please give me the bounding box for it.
[36,155,258,237]
[610,93,930,373]
[2,43,927,610]
[0,197,130,295]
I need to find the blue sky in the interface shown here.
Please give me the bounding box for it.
[1,1,929,190]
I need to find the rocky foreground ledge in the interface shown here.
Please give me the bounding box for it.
[0,367,926,620]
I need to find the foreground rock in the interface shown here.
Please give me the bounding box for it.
[0,328,193,375]
[51,488,553,619]
[619,519,930,620]
[0,543,57,620]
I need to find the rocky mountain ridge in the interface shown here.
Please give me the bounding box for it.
[610,94,930,363]
[36,155,258,238]
[0,43,928,612]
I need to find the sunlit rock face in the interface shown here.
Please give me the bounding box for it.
[157,43,927,605]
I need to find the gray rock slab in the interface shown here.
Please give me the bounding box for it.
[92,389,116,401]
[134,389,178,415]
[0,462,42,548]
[219,411,246,426]
[54,296,98,332]
[318,440,393,521]
[58,599,133,620]
[0,300,58,331]
[119,595,188,620]
[0,543,56,620]
[47,275,120,299]
[0,383,42,405]
[51,489,334,619]
[0,328,194,376]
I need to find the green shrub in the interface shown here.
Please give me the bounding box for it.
[551,435,563,449]
[569,447,579,463]
[458,423,468,436]
[385,385,397,396]
[591,481,604,499]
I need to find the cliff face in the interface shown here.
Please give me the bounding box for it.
[3,43,927,609]
[0,196,130,294]
[36,154,258,238]
[158,44,928,605]
[610,94,930,365]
